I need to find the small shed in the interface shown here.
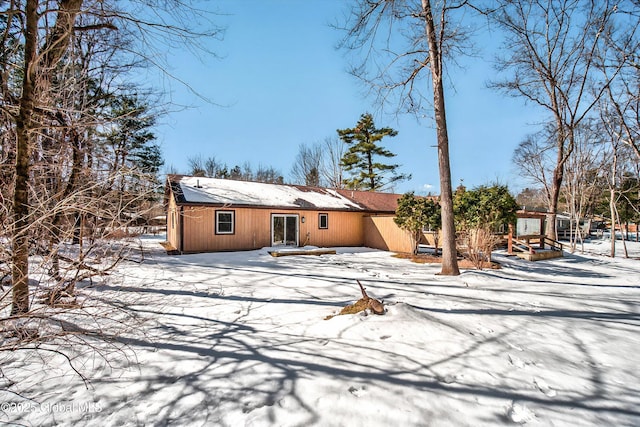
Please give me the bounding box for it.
[509,210,563,261]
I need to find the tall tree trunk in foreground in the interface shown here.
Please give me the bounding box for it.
[421,0,459,275]
[11,0,84,315]
[11,0,39,315]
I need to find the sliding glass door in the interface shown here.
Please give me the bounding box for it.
[272,214,298,246]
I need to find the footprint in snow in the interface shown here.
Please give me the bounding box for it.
[508,353,526,369]
[534,377,557,397]
[348,385,367,397]
[505,401,536,424]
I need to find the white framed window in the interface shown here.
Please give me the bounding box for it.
[318,213,328,229]
[272,214,298,246]
[216,210,235,234]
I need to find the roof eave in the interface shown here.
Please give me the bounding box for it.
[173,201,366,212]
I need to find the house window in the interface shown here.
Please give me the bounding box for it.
[216,210,235,234]
[319,213,328,229]
[171,212,175,229]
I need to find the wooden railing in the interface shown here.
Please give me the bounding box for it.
[508,234,564,255]
[543,236,564,252]
[510,237,537,254]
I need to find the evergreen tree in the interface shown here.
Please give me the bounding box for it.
[453,184,518,232]
[99,93,163,205]
[394,192,441,255]
[337,113,409,191]
[453,184,519,269]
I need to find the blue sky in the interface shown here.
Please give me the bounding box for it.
[155,0,544,195]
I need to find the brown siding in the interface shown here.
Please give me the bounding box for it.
[363,215,441,253]
[179,206,366,253]
[301,211,365,248]
[166,196,181,251]
[363,215,413,253]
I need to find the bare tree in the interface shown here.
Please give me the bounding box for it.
[560,121,608,252]
[255,164,284,184]
[290,143,323,186]
[187,154,207,176]
[512,128,556,209]
[598,3,640,161]
[590,1,640,255]
[3,0,222,315]
[320,137,345,189]
[515,187,548,211]
[598,100,640,257]
[188,154,226,177]
[491,0,625,241]
[337,0,476,275]
[9,0,86,315]
[514,122,608,253]
[603,131,626,257]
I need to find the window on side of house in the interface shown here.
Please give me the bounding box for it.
[216,210,235,234]
[318,213,328,229]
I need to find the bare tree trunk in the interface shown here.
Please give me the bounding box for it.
[624,222,629,241]
[49,121,83,279]
[610,187,616,258]
[422,0,459,275]
[619,215,629,259]
[547,121,569,242]
[11,0,84,314]
[11,0,39,315]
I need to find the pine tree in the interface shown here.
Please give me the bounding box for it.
[101,94,163,196]
[337,113,409,191]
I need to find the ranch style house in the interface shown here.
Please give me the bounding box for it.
[164,175,427,254]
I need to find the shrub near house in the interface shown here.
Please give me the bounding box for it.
[394,192,441,255]
[454,184,519,268]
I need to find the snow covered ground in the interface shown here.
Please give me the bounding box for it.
[1,236,639,426]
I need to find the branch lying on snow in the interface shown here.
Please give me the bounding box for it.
[356,280,385,315]
[41,252,124,307]
[325,280,386,319]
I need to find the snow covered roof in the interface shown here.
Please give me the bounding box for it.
[168,175,370,211]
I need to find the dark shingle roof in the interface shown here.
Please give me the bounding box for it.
[335,189,402,213]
